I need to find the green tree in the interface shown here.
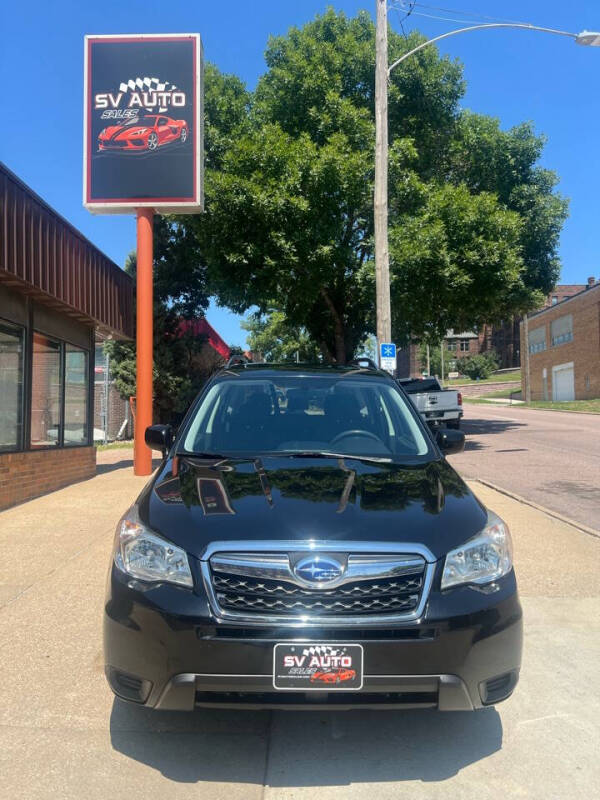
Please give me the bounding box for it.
[104,217,214,423]
[417,341,457,379]
[241,310,321,362]
[456,351,499,380]
[187,9,566,361]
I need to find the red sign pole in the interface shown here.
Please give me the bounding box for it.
[134,207,154,476]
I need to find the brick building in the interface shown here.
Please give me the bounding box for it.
[491,284,586,369]
[396,285,587,377]
[520,278,600,401]
[0,163,133,510]
[396,329,487,378]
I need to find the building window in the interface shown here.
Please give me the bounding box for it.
[30,333,90,448]
[0,320,25,451]
[64,345,89,446]
[551,314,573,347]
[31,333,62,448]
[528,326,546,354]
[446,340,457,352]
[551,296,558,305]
[459,339,470,352]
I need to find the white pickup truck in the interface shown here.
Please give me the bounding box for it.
[398,377,463,430]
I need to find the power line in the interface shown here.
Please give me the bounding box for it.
[389,1,529,27]
[392,0,415,41]
[408,9,516,26]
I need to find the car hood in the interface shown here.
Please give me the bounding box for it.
[138,455,487,561]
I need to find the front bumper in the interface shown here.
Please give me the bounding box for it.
[104,563,522,711]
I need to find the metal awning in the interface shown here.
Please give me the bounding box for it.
[0,162,133,340]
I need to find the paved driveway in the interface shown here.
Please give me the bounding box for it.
[449,404,600,531]
[0,453,599,799]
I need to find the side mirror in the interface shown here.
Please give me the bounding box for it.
[436,428,465,455]
[145,424,173,457]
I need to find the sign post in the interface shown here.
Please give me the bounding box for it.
[135,208,154,475]
[84,33,203,475]
[379,342,397,374]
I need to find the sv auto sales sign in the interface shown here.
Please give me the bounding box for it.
[84,34,203,213]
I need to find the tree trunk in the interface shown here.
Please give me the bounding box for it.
[321,288,346,363]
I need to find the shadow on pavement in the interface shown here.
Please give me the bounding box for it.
[96,458,162,475]
[110,699,502,786]
[462,439,485,452]
[461,418,526,438]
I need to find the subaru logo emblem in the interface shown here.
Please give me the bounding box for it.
[294,555,344,585]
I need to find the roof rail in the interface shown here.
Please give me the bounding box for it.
[347,357,379,371]
[224,354,251,369]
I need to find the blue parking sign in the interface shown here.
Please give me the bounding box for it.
[379,342,397,373]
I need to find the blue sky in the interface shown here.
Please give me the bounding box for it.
[2,1,599,347]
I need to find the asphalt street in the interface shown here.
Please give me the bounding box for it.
[448,404,600,531]
[0,450,599,799]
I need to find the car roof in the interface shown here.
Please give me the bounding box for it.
[217,362,394,380]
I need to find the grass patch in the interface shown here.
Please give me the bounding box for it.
[525,399,600,414]
[445,370,521,386]
[96,440,134,451]
[480,387,522,399]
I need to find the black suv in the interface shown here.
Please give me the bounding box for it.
[104,362,522,711]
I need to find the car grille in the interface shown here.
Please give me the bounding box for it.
[206,548,430,623]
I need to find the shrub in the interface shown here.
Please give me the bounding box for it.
[456,351,499,380]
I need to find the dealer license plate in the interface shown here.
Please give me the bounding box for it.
[273,643,363,691]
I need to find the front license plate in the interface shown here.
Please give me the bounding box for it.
[273,643,364,691]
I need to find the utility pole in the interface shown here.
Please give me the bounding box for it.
[374,0,392,361]
[375,17,598,379]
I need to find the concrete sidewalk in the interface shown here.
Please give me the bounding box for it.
[0,453,598,799]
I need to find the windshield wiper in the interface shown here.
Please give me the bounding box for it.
[179,451,232,460]
[271,451,393,464]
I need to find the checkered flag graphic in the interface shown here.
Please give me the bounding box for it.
[118,77,178,113]
[302,645,345,658]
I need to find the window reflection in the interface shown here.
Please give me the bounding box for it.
[65,345,88,445]
[31,333,62,447]
[0,321,24,451]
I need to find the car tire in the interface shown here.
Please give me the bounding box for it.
[180,127,188,143]
[147,132,158,151]
[446,419,461,430]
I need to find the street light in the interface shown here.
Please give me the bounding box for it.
[374,0,600,380]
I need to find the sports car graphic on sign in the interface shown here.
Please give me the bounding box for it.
[97,114,188,152]
[310,667,357,685]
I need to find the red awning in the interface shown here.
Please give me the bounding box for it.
[177,318,230,360]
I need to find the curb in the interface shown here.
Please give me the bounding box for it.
[514,406,600,416]
[463,398,600,415]
[468,478,600,540]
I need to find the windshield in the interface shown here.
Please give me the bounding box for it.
[123,116,156,127]
[181,375,432,460]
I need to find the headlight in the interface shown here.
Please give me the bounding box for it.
[99,128,106,137]
[441,511,513,590]
[113,507,193,588]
